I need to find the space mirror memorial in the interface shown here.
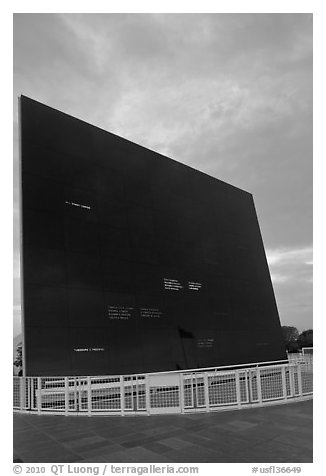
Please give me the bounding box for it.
[20,95,286,376]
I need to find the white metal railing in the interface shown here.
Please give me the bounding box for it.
[13,360,313,416]
[287,352,313,363]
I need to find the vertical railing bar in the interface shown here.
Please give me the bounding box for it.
[192,374,196,408]
[87,376,92,416]
[256,368,262,404]
[37,377,41,413]
[246,370,250,403]
[20,378,24,411]
[281,366,287,400]
[297,363,303,396]
[120,376,125,416]
[64,377,69,415]
[179,373,184,414]
[145,374,150,415]
[30,378,34,410]
[74,377,78,411]
[203,372,210,412]
[134,378,138,413]
[247,370,252,404]
[29,378,32,410]
[75,377,78,412]
[289,364,295,397]
[235,370,242,409]
[26,378,29,410]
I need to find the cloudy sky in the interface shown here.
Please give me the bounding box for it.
[13,13,312,336]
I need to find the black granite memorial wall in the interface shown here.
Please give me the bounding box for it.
[19,96,286,376]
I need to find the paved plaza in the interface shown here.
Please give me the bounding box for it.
[13,399,312,463]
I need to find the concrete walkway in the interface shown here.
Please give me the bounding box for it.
[13,399,313,463]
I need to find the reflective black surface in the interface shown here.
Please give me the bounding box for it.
[20,96,286,376]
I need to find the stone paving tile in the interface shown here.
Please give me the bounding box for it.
[142,425,180,437]
[94,426,137,438]
[78,455,110,463]
[226,420,259,431]
[143,428,186,441]
[179,432,213,445]
[276,422,309,433]
[241,440,311,463]
[63,435,107,448]
[210,424,280,445]
[57,430,101,443]
[97,432,144,445]
[120,437,155,449]
[119,446,172,463]
[184,436,228,454]
[94,450,138,463]
[159,437,194,450]
[75,443,125,459]
[13,433,48,444]
[141,441,173,455]
[15,448,80,464]
[11,440,56,452]
[196,427,247,445]
[266,414,310,429]
[273,432,313,451]
[164,445,220,463]
[63,438,117,455]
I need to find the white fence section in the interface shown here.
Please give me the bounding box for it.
[287,352,313,364]
[13,360,313,416]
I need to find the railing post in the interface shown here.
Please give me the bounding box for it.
[204,372,210,412]
[297,363,303,396]
[27,378,31,410]
[20,377,25,411]
[289,365,295,397]
[235,370,242,409]
[179,373,184,414]
[256,368,263,404]
[281,366,287,400]
[87,376,92,416]
[37,377,41,413]
[65,377,69,415]
[145,374,151,415]
[246,370,251,404]
[120,376,125,416]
